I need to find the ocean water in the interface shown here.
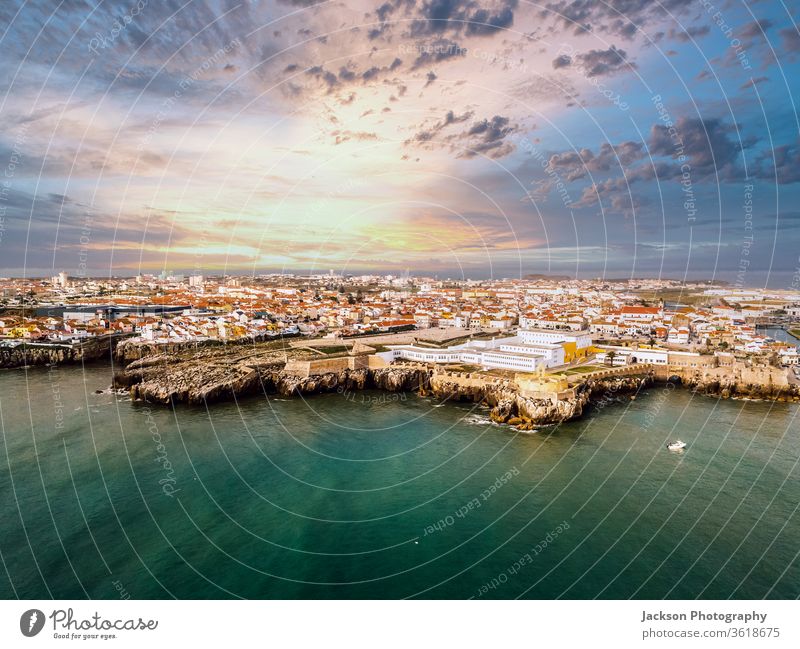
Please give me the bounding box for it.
[0,364,798,599]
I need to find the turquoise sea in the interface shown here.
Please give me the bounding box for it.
[0,364,798,599]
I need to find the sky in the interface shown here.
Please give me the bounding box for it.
[0,0,799,286]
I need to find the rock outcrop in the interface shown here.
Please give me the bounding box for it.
[116,356,433,406]
[115,350,652,433]
[654,364,800,402]
[114,334,300,364]
[111,341,798,427]
[0,336,119,369]
[483,375,651,429]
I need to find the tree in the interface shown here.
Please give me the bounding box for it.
[605,350,617,367]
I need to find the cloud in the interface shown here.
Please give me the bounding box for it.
[575,45,635,77]
[740,19,772,40]
[306,65,339,90]
[539,117,757,214]
[741,76,769,90]
[410,109,474,142]
[331,130,380,145]
[649,117,751,173]
[779,27,800,53]
[668,25,710,42]
[755,140,800,184]
[411,38,468,69]
[540,0,695,40]
[409,0,518,38]
[547,141,645,181]
[465,4,516,36]
[457,115,517,158]
[570,178,648,216]
[552,54,572,69]
[277,0,327,6]
[407,111,521,158]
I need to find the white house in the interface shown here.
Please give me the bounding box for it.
[779,348,799,366]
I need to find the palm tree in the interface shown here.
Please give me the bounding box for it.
[605,350,617,367]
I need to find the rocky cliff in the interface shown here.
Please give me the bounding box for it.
[114,334,300,363]
[117,357,434,406]
[0,336,118,369]
[111,340,798,425]
[484,375,651,429]
[113,347,653,429]
[654,365,800,402]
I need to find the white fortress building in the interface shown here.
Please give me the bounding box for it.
[382,329,592,373]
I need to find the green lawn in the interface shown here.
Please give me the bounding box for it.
[560,365,603,375]
[315,345,351,355]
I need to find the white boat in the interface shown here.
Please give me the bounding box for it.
[667,440,687,451]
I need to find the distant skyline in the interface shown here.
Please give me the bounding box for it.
[1,1,799,288]
[3,268,799,291]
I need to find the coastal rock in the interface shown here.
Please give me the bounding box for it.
[0,336,118,369]
[111,341,800,427]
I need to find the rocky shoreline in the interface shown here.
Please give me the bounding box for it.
[0,335,121,369]
[108,343,800,430]
[110,343,658,428]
